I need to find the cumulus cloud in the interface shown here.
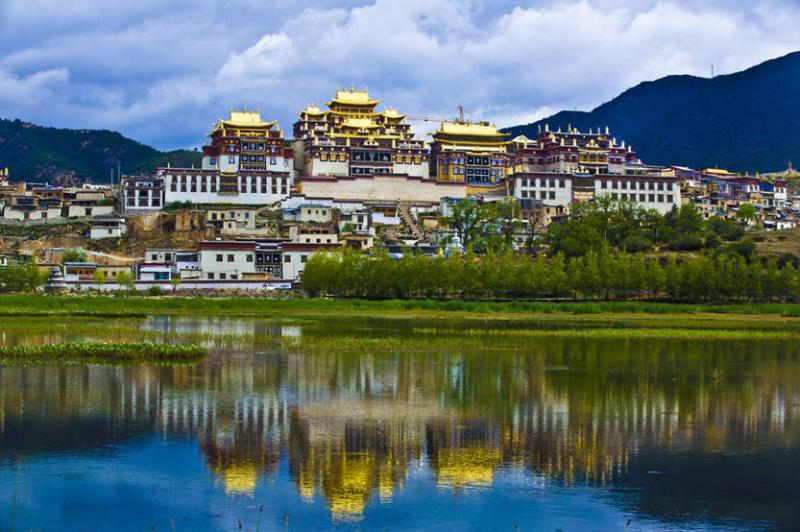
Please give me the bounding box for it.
[0,68,69,106]
[0,0,799,149]
[215,0,800,135]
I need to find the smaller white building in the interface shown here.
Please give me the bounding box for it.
[90,216,127,239]
[288,225,338,245]
[198,240,256,280]
[122,176,164,214]
[139,263,173,281]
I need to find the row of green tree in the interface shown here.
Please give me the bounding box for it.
[302,249,799,302]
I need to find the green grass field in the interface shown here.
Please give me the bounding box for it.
[3,294,800,320]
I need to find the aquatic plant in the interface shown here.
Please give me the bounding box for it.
[0,342,207,365]
[6,294,800,319]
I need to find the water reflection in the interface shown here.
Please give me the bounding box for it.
[0,317,799,528]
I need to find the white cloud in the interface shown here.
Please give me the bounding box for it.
[1,0,799,149]
[0,68,69,106]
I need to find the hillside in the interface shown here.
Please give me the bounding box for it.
[0,119,201,184]
[504,51,800,173]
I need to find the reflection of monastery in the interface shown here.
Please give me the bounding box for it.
[1,338,798,521]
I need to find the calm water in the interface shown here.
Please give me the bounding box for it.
[1,316,799,530]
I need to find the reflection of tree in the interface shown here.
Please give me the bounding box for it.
[1,333,799,525]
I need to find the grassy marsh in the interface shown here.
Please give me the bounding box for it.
[5,294,800,321]
[0,342,207,365]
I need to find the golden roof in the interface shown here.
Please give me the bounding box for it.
[434,121,506,138]
[328,88,379,106]
[704,168,733,175]
[382,108,406,119]
[216,110,276,130]
[302,105,324,115]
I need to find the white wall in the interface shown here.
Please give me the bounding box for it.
[514,176,573,206]
[90,225,125,239]
[68,205,114,218]
[68,280,293,292]
[163,172,291,205]
[199,248,256,279]
[298,174,466,204]
[594,179,680,214]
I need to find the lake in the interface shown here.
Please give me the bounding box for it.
[0,315,799,530]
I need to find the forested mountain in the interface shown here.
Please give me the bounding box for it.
[0,118,200,184]
[504,51,800,173]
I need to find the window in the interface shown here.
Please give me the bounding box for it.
[207,273,214,280]
[228,156,235,164]
[246,254,253,262]
[151,254,158,261]
[301,255,308,263]
[227,254,234,262]
[216,254,223,262]
[270,158,276,165]
[219,273,227,280]
[284,255,291,263]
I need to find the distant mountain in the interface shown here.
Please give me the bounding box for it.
[0,118,201,184]
[504,51,800,173]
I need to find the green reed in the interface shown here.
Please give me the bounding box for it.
[6,294,800,319]
[0,342,207,365]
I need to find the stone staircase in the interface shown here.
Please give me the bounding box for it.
[397,202,425,240]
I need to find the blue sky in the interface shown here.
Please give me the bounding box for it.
[1,0,798,150]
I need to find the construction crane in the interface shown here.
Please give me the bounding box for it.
[406,105,468,125]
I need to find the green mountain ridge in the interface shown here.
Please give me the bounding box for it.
[0,118,201,184]
[504,51,800,173]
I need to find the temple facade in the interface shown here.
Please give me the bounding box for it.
[160,110,294,206]
[510,125,639,175]
[429,121,511,185]
[292,89,429,179]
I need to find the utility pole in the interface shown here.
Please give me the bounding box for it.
[711,64,715,78]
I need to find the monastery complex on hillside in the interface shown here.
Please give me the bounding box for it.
[124,88,689,215]
[1,87,796,291]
